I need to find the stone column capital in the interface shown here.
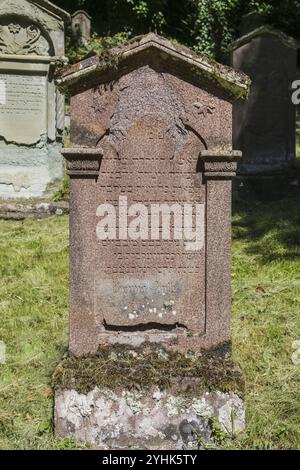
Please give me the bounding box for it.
[201,150,241,179]
[62,147,103,177]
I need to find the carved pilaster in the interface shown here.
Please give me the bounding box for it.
[201,149,241,348]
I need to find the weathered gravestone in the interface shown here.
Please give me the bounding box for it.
[232,13,298,176]
[0,0,70,199]
[53,34,250,449]
[239,11,265,36]
[71,10,91,46]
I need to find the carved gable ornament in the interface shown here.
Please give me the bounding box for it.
[0,20,50,55]
[0,1,71,57]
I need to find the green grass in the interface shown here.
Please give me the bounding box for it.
[0,194,300,449]
[226,196,300,449]
[0,217,87,449]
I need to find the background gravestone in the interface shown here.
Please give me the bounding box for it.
[0,0,70,199]
[232,15,298,176]
[240,11,265,35]
[71,10,91,46]
[54,34,250,449]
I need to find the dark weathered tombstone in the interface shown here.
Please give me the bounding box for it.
[232,17,298,176]
[240,11,265,35]
[71,10,91,46]
[0,0,70,199]
[54,34,250,449]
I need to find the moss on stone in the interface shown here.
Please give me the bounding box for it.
[52,345,245,397]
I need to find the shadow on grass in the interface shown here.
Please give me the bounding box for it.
[232,191,300,263]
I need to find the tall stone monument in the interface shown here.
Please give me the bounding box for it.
[232,13,298,176]
[54,34,250,449]
[0,0,70,199]
[71,10,91,46]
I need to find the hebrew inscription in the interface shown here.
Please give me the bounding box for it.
[94,79,207,331]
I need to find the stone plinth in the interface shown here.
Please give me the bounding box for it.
[55,387,245,450]
[53,348,245,450]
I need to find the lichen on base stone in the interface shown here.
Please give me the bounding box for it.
[53,346,245,449]
[54,386,245,450]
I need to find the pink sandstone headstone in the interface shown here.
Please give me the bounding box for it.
[54,34,250,449]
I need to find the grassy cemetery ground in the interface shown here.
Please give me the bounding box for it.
[0,130,300,449]
[0,191,299,450]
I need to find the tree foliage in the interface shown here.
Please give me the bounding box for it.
[55,0,300,62]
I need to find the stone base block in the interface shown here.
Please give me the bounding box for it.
[54,386,245,450]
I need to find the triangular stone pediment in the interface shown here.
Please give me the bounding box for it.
[58,33,250,100]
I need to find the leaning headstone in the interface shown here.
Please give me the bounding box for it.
[232,14,298,176]
[71,10,91,46]
[0,0,70,199]
[54,34,250,450]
